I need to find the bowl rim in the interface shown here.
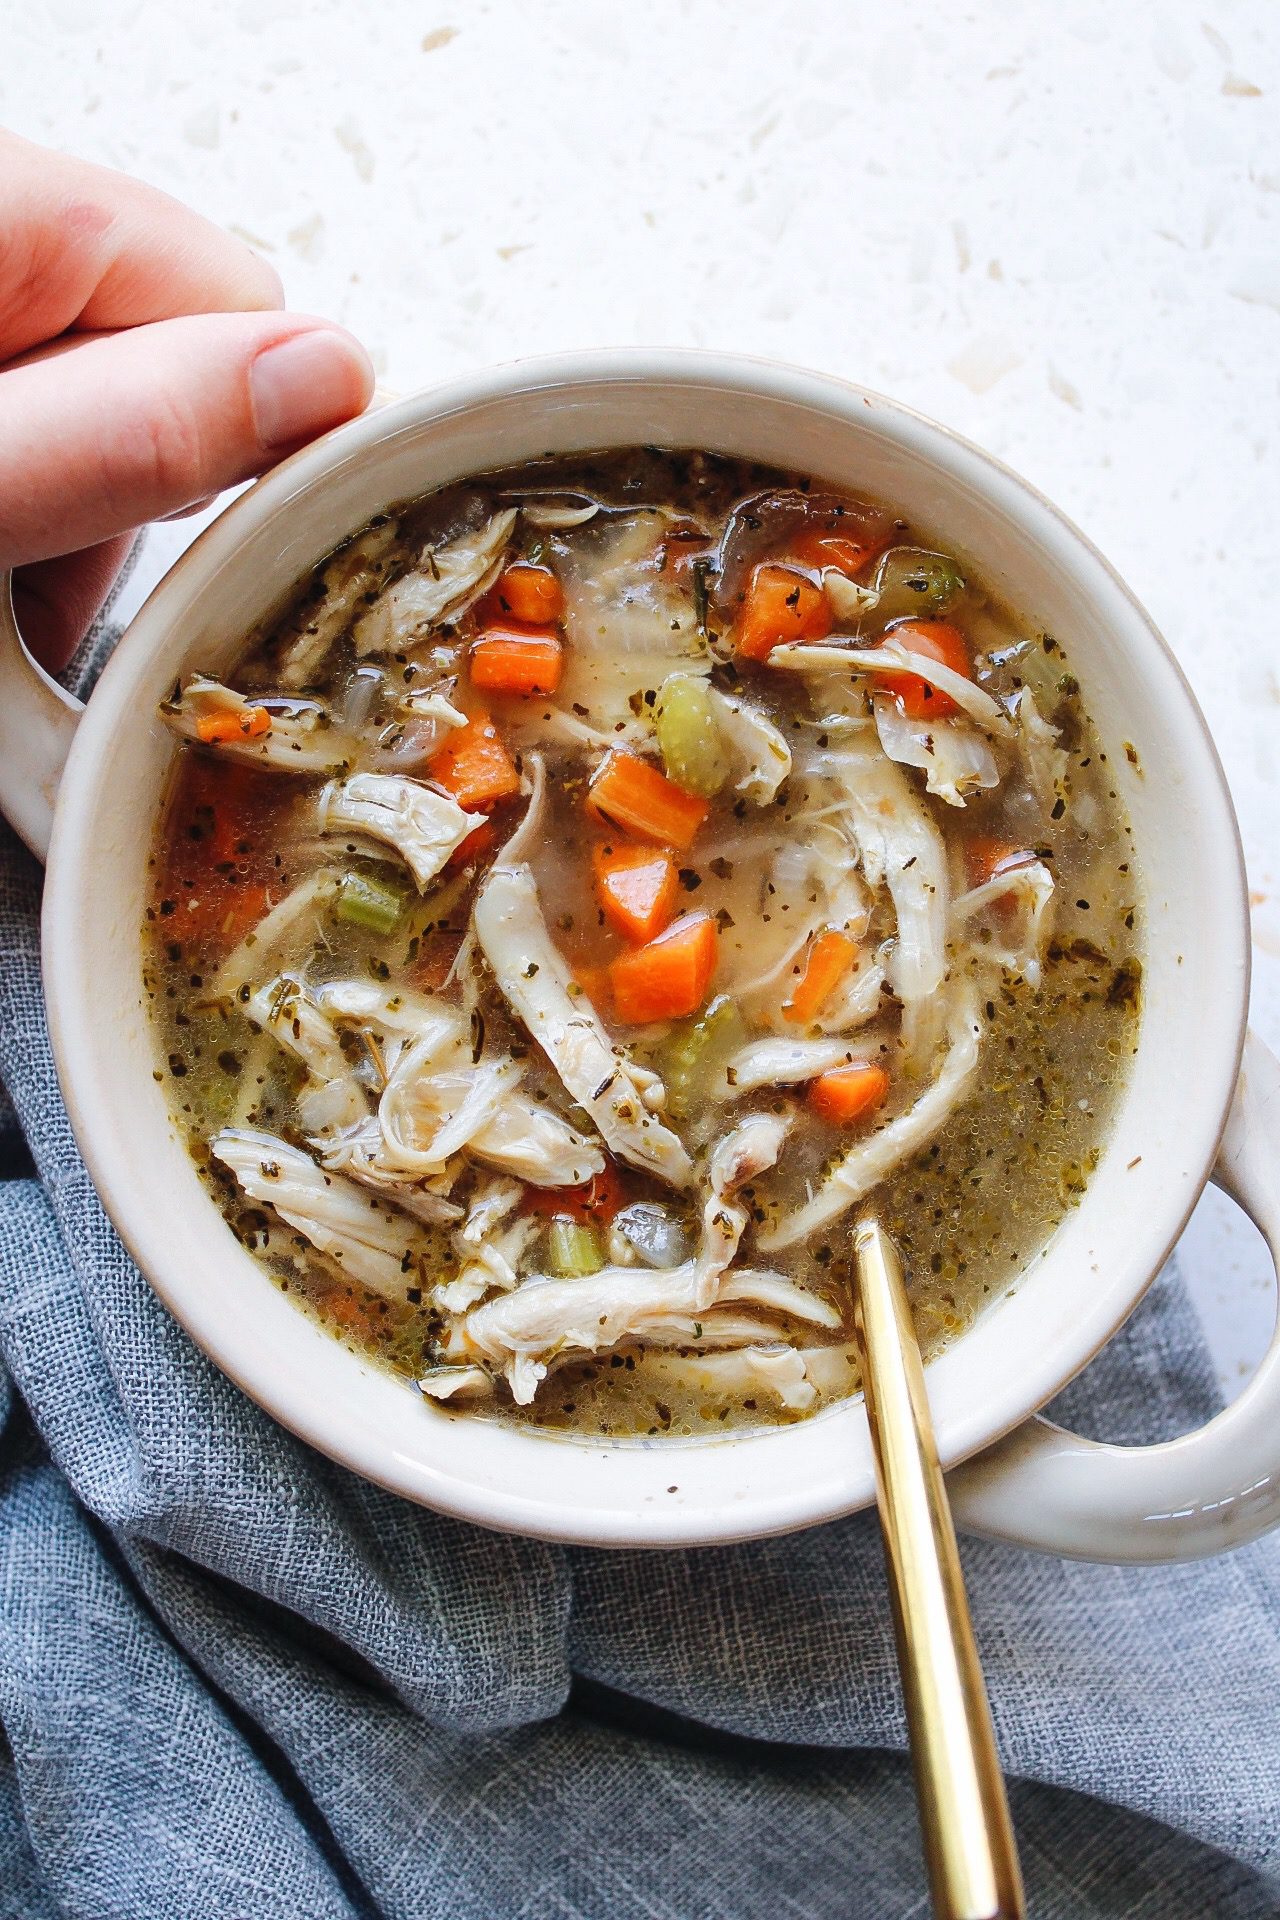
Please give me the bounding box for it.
[40,348,1251,1544]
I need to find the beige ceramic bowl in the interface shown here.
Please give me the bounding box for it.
[1,351,1277,1559]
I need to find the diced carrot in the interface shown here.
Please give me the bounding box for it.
[522,1157,631,1224]
[609,911,718,1024]
[587,750,709,850]
[470,627,563,696]
[964,838,1036,891]
[194,705,271,744]
[428,712,521,810]
[790,527,889,579]
[489,563,564,626]
[783,929,858,1024]
[877,618,970,720]
[571,961,615,1013]
[592,842,679,945]
[735,562,833,662]
[808,1062,889,1127]
[446,819,498,871]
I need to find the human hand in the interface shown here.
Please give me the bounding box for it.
[0,130,373,671]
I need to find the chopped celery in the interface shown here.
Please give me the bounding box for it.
[871,547,965,623]
[656,673,728,797]
[658,993,747,1119]
[547,1219,605,1276]
[334,871,405,936]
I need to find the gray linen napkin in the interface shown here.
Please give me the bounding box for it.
[0,620,1276,1920]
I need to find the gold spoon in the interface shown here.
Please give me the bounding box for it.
[850,1217,1025,1920]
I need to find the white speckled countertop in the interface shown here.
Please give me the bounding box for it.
[8,1,1278,1390]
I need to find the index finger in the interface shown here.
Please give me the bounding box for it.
[0,129,283,363]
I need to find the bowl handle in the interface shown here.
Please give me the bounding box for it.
[949,1029,1280,1562]
[0,571,85,862]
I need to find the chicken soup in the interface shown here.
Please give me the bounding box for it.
[144,450,1141,1434]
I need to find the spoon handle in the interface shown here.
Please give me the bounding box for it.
[852,1218,1025,1920]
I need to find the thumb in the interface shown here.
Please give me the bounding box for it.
[0,313,373,570]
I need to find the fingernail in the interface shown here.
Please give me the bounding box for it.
[250,328,372,449]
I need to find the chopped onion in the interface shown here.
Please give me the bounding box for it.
[611,1203,690,1269]
[340,667,383,731]
[369,715,449,769]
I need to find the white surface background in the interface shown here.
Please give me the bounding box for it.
[5,0,1278,1390]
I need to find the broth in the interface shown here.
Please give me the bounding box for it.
[143,449,1141,1435]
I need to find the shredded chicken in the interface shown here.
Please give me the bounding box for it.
[805,727,950,1070]
[437,1206,539,1315]
[311,978,453,1044]
[709,690,792,803]
[716,1268,841,1327]
[707,1110,791,1193]
[378,1051,515,1171]
[264,972,602,1196]
[235,978,460,1218]
[316,1121,465,1224]
[317,772,484,889]
[353,509,517,655]
[239,981,463,1220]
[211,1129,428,1296]
[727,1034,872,1092]
[768,641,1014,737]
[456,1174,523,1243]
[732,821,871,1020]
[1010,687,1069,814]
[304,981,605,1191]
[462,1265,702,1403]
[758,984,982,1250]
[465,1091,604,1187]
[211,870,342,1000]
[417,1365,495,1403]
[277,521,400,688]
[459,1108,797,1400]
[495,752,547,868]
[244,977,368,1134]
[400,689,469,730]
[952,858,1055,987]
[162,677,349,773]
[823,572,881,623]
[641,1343,821,1411]
[873,695,1000,809]
[474,861,693,1188]
[378,1033,603,1187]
[808,962,889,1038]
